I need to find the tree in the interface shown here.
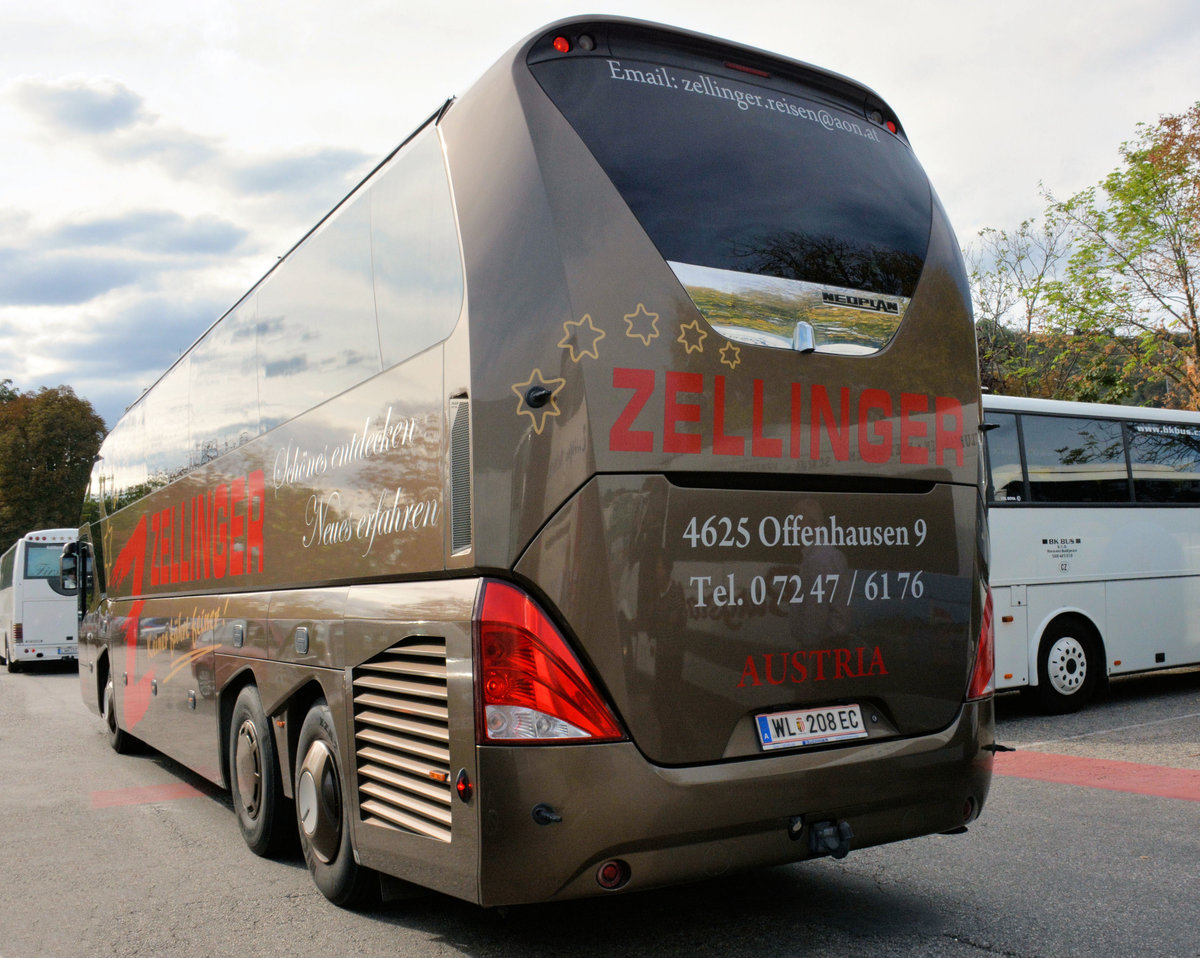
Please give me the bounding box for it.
[967,217,1069,395]
[1045,102,1200,408]
[0,385,107,555]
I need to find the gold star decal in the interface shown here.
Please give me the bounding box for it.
[720,341,741,369]
[558,314,606,363]
[623,303,660,346]
[511,368,566,435]
[677,319,708,355]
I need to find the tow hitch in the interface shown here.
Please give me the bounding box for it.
[809,820,853,859]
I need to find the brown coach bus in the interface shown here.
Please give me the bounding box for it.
[67,16,994,907]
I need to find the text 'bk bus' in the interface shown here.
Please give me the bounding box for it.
[68,17,993,907]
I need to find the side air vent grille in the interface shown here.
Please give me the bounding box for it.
[352,636,451,843]
[449,397,472,553]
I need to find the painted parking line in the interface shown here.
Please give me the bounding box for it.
[994,750,1200,802]
[91,781,220,808]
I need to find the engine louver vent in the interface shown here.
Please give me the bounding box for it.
[352,636,451,843]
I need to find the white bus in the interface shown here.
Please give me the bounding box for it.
[0,528,80,672]
[983,394,1200,711]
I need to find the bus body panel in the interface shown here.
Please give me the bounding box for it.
[991,585,1030,687]
[76,17,991,906]
[514,476,978,766]
[19,596,77,654]
[341,578,481,904]
[439,24,982,575]
[473,699,992,905]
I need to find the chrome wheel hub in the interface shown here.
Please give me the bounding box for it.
[234,721,262,816]
[297,739,341,863]
[1046,635,1087,696]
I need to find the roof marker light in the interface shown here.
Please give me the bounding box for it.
[724,61,771,78]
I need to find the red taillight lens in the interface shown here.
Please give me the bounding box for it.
[552,35,571,53]
[966,588,994,701]
[475,580,623,743]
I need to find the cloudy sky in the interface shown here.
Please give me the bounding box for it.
[3,0,1198,428]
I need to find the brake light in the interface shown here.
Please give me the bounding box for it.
[966,589,994,701]
[13,624,22,642]
[475,580,623,743]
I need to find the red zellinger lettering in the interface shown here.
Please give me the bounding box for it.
[609,368,965,466]
[149,470,266,588]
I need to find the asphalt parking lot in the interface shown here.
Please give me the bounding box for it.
[1,663,1196,958]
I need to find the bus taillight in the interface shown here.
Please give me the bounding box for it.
[474,580,624,743]
[967,589,995,701]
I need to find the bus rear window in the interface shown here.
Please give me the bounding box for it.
[24,543,63,580]
[530,50,932,355]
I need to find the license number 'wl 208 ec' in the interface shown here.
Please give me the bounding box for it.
[755,704,869,750]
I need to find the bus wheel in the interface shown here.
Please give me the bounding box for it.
[295,700,377,907]
[230,686,289,857]
[103,674,135,753]
[1036,619,1099,714]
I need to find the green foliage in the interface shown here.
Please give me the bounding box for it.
[970,102,1200,408]
[0,385,106,555]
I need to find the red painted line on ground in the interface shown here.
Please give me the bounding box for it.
[995,750,1200,802]
[90,782,218,809]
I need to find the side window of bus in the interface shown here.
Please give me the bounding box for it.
[0,549,12,590]
[984,412,1023,502]
[1128,422,1200,503]
[257,195,381,431]
[190,298,262,463]
[1021,414,1130,503]
[371,126,465,369]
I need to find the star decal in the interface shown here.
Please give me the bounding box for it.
[511,368,567,435]
[558,313,606,363]
[677,319,708,355]
[720,341,741,369]
[623,303,660,346]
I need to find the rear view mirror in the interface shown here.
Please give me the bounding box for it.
[60,541,80,592]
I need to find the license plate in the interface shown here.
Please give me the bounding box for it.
[756,704,869,750]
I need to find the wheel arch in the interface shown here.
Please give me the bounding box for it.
[218,667,261,793]
[92,645,111,715]
[280,680,330,802]
[1029,607,1107,688]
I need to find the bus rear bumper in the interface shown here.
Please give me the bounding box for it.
[473,698,993,905]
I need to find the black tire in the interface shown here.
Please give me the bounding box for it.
[294,700,377,907]
[5,637,19,673]
[1036,618,1100,714]
[229,686,291,857]
[103,673,136,754]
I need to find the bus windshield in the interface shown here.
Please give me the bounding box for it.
[530,51,931,354]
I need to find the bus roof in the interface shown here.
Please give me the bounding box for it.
[983,394,1200,425]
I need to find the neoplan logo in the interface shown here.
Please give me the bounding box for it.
[821,292,900,315]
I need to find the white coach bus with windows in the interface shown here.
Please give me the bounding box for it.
[0,528,79,671]
[983,394,1200,712]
